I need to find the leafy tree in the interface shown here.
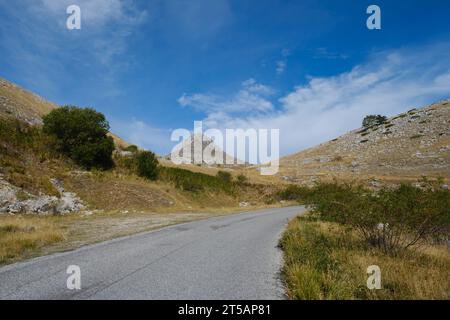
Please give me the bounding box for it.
[43,106,114,169]
[362,115,387,128]
[136,151,159,180]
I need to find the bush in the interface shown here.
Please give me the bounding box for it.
[216,171,232,183]
[136,151,159,180]
[0,118,49,153]
[236,174,248,185]
[43,106,114,169]
[280,216,450,299]
[362,115,387,128]
[283,182,450,253]
[160,167,235,194]
[278,185,309,201]
[123,145,139,153]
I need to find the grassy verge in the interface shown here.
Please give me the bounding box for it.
[280,215,450,299]
[0,216,66,264]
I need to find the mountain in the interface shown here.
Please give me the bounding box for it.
[275,100,450,185]
[0,77,130,150]
[165,133,240,167]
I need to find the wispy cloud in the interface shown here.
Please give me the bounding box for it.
[178,78,275,122]
[313,47,349,60]
[179,43,450,156]
[0,0,147,98]
[275,48,291,75]
[276,60,286,75]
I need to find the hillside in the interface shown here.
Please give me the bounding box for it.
[273,100,450,186]
[0,77,278,215]
[0,77,130,150]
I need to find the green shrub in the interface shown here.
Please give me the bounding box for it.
[43,106,114,169]
[136,151,159,180]
[160,167,235,194]
[123,145,139,153]
[216,171,232,183]
[283,182,450,253]
[278,185,309,201]
[0,119,49,153]
[362,115,387,128]
[236,174,248,185]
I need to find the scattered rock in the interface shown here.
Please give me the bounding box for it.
[369,179,382,188]
[0,177,85,215]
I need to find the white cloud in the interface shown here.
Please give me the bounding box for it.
[241,78,275,95]
[178,79,275,118]
[179,43,450,156]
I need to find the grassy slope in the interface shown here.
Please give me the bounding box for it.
[281,215,450,300]
[271,101,450,186]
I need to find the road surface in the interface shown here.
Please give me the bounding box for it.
[0,206,304,300]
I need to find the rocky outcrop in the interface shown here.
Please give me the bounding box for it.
[0,177,85,215]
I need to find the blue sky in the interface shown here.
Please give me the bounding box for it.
[1,0,450,156]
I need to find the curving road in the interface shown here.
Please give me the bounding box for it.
[0,206,304,300]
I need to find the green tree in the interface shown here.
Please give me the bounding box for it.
[362,115,387,128]
[136,151,159,180]
[43,106,114,169]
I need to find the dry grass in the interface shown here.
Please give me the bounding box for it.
[0,215,66,264]
[0,77,57,122]
[281,215,450,300]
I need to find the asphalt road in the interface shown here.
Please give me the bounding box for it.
[0,206,304,300]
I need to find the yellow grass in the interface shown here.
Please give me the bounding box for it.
[0,216,66,264]
[281,216,450,300]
